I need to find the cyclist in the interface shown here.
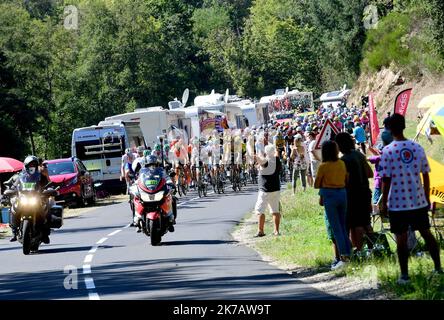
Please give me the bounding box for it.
[121,148,135,194]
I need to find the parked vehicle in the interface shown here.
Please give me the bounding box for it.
[44,157,95,207]
[105,107,192,150]
[4,177,63,255]
[71,120,146,192]
[130,167,176,246]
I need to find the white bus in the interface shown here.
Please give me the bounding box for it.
[71,120,145,191]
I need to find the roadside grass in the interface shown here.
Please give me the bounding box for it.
[253,186,332,269]
[249,187,444,300]
[0,227,12,239]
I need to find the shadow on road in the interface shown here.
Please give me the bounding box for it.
[84,257,338,300]
[53,225,125,234]
[38,244,122,254]
[161,239,237,246]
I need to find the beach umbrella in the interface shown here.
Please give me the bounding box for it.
[430,106,444,136]
[417,94,444,109]
[428,157,444,205]
[0,157,24,173]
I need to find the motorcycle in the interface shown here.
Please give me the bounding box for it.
[130,167,176,246]
[4,176,63,255]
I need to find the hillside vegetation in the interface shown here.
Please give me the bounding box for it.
[0,0,443,159]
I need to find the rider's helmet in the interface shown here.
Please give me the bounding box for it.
[24,155,39,175]
[154,143,162,152]
[145,155,159,169]
[137,146,145,155]
[143,150,151,157]
[164,144,170,152]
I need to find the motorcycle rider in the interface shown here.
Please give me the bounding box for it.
[9,156,51,243]
[132,146,146,177]
[137,155,177,232]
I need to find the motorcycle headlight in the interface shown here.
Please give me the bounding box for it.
[20,195,39,206]
[140,191,164,202]
[153,191,164,201]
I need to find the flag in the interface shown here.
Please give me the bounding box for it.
[394,88,413,116]
[368,93,380,146]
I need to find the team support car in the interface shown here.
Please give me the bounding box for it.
[44,157,95,207]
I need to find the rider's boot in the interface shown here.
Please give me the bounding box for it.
[10,234,17,242]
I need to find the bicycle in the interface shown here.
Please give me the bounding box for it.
[215,165,225,194]
[248,164,258,184]
[230,164,242,192]
[176,164,187,197]
[196,165,208,198]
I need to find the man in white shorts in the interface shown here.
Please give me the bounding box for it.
[254,144,282,237]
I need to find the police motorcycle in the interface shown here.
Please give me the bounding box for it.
[4,156,63,255]
[129,155,177,246]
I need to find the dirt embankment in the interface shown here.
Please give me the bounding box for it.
[349,67,444,123]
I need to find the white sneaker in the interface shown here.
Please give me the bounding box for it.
[331,260,348,271]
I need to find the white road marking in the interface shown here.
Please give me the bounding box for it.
[83,254,93,263]
[96,237,108,244]
[108,229,122,237]
[177,191,214,207]
[88,292,100,300]
[82,190,214,300]
[83,265,91,274]
[84,277,96,290]
[88,246,98,254]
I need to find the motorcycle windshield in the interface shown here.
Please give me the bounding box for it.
[18,173,41,192]
[139,168,163,192]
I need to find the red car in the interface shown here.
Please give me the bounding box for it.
[44,157,95,207]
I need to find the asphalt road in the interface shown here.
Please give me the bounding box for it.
[0,184,334,300]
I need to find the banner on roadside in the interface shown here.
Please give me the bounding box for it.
[394,88,413,116]
[368,93,380,146]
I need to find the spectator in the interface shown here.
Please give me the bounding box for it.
[383,112,391,130]
[308,132,321,180]
[304,131,314,187]
[368,130,393,212]
[380,113,442,284]
[353,122,367,154]
[254,144,282,237]
[333,117,343,132]
[290,134,307,194]
[335,132,374,252]
[315,140,351,270]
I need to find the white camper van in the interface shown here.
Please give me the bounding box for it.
[71,120,145,190]
[224,98,257,128]
[319,89,351,109]
[105,107,192,149]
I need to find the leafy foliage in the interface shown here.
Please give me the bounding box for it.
[0,0,443,159]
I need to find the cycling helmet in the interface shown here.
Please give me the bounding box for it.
[143,150,150,157]
[145,155,158,167]
[125,148,134,158]
[137,146,145,153]
[164,144,170,152]
[154,143,162,152]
